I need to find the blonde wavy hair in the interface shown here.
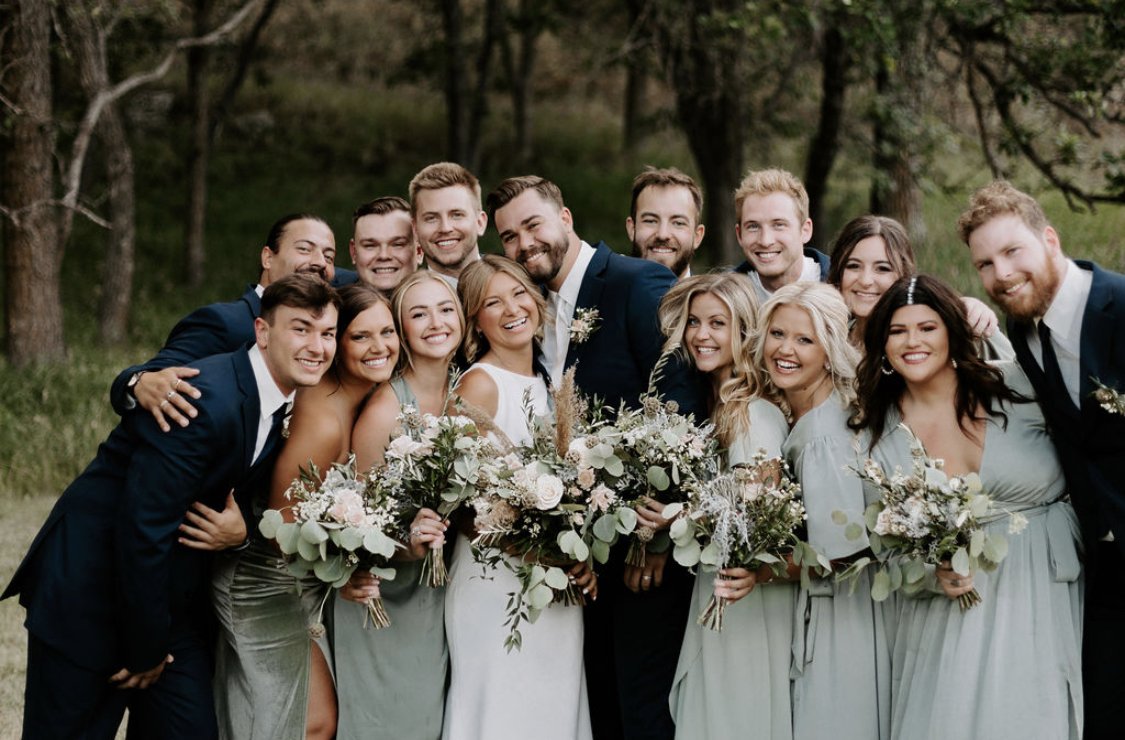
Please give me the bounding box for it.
[390,271,465,373]
[458,255,548,363]
[659,272,764,446]
[753,282,858,419]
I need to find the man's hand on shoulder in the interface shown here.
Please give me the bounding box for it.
[135,367,202,432]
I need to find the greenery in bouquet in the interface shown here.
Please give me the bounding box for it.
[582,393,720,567]
[667,455,826,631]
[467,371,599,652]
[259,455,403,631]
[366,400,493,588]
[837,425,1028,611]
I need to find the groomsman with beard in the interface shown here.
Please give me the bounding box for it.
[960,181,1125,740]
[349,195,424,294]
[627,167,706,281]
[3,275,341,739]
[489,175,706,740]
[409,162,488,289]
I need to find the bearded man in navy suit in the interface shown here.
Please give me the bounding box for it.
[961,181,1125,740]
[4,274,341,739]
[489,175,706,740]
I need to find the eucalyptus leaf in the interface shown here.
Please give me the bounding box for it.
[673,540,701,567]
[591,539,611,564]
[616,507,638,534]
[699,542,721,567]
[369,565,397,580]
[844,523,864,542]
[363,529,396,559]
[969,529,986,557]
[258,509,283,539]
[314,555,345,583]
[982,533,1008,563]
[297,537,320,562]
[951,547,971,575]
[592,514,618,543]
[831,510,849,525]
[276,523,301,555]
[604,457,625,478]
[300,520,329,545]
[871,570,892,601]
[544,567,569,590]
[529,565,546,587]
[646,465,671,491]
[528,584,553,610]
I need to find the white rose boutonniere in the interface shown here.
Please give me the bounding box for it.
[1091,377,1125,415]
[569,307,600,345]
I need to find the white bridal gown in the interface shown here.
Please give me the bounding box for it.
[442,363,592,740]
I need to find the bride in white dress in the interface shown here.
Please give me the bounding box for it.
[444,255,595,740]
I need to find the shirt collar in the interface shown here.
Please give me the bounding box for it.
[247,343,294,421]
[1040,259,1091,351]
[555,241,597,309]
[255,284,265,298]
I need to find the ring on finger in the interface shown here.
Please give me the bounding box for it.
[173,378,182,391]
[159,399,170,409]
[165,390,177,400]
[642,575,652,581]
[411,528,421,537]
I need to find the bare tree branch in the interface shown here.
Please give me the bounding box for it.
[59,0,261,217]
[963,56,1005,179]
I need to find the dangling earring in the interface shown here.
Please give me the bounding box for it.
[881,356,896,376]
[951,358,958,370]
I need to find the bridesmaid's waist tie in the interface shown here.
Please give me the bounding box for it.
[981,498,1082,583]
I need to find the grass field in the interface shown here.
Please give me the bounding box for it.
[1,71,1123,733]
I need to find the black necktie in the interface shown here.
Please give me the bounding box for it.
[1037,321,1076,412]
[256,403,290,465]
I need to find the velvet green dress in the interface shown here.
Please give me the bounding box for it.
[333,377,449,740]
[785,392,892,740]
[669,398,797,740]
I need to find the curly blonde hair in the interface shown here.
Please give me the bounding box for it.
[659,272,765,446]
[752,282,858,419]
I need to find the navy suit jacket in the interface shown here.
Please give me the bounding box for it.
[733,246,831,281]
[564,242,706,419]
[110,270,355,415]
[4,348,282,673]
[1009,260,1125,559]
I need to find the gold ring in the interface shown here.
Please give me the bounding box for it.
[173,378,182,391]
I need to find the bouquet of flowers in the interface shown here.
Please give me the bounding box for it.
[583,394,720,567]
[837,425,1027,611]
[468,371,600,651]
[259,455,403,631]
[667,455,824,630]
[367,402,491,587]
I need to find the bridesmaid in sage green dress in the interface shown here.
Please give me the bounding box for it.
[853,275,1082,739]
[658,273,797,739]
[756,282,891,740]
[212,285,399,740]
[335,272,463,740]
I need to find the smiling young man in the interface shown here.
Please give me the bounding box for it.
[732,168,829,302]
[960,180,1125,740]
[4,274,341,739]
[489,174,706,740]
[349,195,423,293]
[409,162,488,288]
[626,167,706,280]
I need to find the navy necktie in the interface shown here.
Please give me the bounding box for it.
[1037,320,1076,412]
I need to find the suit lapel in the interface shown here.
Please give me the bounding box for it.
[233,349,260,471]
[564,243,610,370]
[1078,261,1116,416]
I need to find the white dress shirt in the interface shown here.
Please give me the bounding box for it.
[541,241,597,385]
[1026,260,1091,409]
[748,256,822,304]
[247,343,295,464]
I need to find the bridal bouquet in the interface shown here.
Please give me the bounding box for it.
[468,371,599,651]
[259,456,402,631]
[667,456,824,630]
[368,403,491,587]
[583,394,719,567]
[837,426,1027,611]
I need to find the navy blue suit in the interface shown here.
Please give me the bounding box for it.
[566,242,706,740]
[732,246,830,281]
[4,348,283,739]
[1008,260,1125,739]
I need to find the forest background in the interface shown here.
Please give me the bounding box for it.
[0,0,1122,732]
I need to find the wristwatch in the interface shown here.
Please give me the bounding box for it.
[124,371,146,409]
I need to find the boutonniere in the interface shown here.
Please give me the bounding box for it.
[569,307,600,345]
[1091,378,1125,415]
[281,402,294,438]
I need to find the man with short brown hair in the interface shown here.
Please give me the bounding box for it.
[626,166,705,280]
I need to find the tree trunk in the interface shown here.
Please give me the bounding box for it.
[440,0,471,164]
[2,0,65,365]
[209,0,280,143]
[499,0,540,167]
[622,0,648,155]
[466,0,503,172]
[96,107,136,344]
[804,25,847,247]
[184,0,212,288]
